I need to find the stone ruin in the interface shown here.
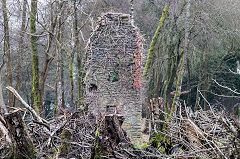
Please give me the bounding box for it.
[84,13,143,144]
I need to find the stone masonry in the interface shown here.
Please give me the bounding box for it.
[84,13,143,144]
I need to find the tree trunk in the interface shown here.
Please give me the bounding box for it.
[91,114,130,158]
[56,41,64,110]
[58,129,72,158]
[69,53,74,107]
[163,35,183,112]
[39,0,57,108]
[142,2,168,77]
[0,56,6,114]
[77,54,83,107]
[15,0,27,107]
[30,0,42,115]
[177,0,191,96]
[0,72,7,114]
[4,110,37,158]
[69,1,76,108]
[72,1,83,108]
[56,0,65,109]
[171,0,191,113]
[203,49,207,110]
[2,0,13,107]
[237,61,240,75]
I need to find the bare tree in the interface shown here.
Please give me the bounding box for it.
[56,0,66,110]
[30,0,41,115]
[171,0,191,112]
[39,0,58,110]
[15,0,27,106]
[73,1,83,107]
[2,0,13,107]
[71,0,80,108]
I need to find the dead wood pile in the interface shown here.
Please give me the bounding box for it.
[29,111,98,158]
[150,98,240,159]
[28,112,153,159]
[0,102,239,158]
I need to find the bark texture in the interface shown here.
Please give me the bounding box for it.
[70,1,77,108]
[58,129,72,158]
[15,0,27,106]
[142,3,168,77]
[0,72,7,114]
[30,0,41,115]
[56,0,65,110]
[72,1,83,107]
[171,0,191,113]
[91,114,130,158]
[4,110,37,158]
[2,0,13,107]
[0,57,7,114]
[39,0,57,110]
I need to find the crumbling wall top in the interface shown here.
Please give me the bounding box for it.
[98,12,131,26]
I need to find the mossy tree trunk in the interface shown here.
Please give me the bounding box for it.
[91,114,129,158]
[171,0,191,114]
[58,129,72,158]
[142,2,168,77]
[30,0,41,115]
[2,0,13,108]
[141,3,169,135]
[163,28,183,112]
[15,0,27,107]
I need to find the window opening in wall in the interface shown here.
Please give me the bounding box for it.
[106,104,117,114]
[109,71,119,82]
[89,84,97,92]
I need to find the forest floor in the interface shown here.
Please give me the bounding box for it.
[0,102,239,158]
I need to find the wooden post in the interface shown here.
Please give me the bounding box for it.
[4,110,37,158]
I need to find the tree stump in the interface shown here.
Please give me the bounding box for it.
[4,110,37,158]
[91,114,131,158]
[58,129,72,158]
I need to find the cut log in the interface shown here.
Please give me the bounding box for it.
[4,110,37,158]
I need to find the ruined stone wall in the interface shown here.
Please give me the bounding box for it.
[84,13,143,144]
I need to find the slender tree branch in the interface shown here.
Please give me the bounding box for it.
[6,86,48,124]
[212,79,240,95]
